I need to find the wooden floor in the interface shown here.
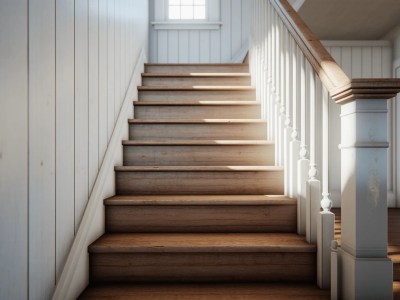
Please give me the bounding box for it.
[79,283,330,300]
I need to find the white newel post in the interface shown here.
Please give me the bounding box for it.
[338,99,392,299]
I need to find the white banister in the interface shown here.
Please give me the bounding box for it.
[249,0,400,297]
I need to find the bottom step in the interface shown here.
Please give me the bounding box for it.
[79,283,330,300]
[89,233,316,284]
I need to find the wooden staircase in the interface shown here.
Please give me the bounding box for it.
[79,63,329,299]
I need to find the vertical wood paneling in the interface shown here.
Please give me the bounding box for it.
[150,0,250,63]
[372,47,382,78]
[29,0,56,299]
[158,31,168,63]
[89,0,100,192]
[351,47,362,77]
[341,47,352,76]
[199,31,211,62]
[99,0,108,160]
[178,31,189,63]
[0,1,28,299]
[114,3,121,116]
[107,0,115,140]
[361,47,373,77]
[168,30,179,63]
[231,0,242,56]
[55,0,75,280]
[75,0,89,231]
[189,31,200,63]
[220,0,232,61]
[1,1,149,298]
[210,31,221,63]
[241,0,250,46]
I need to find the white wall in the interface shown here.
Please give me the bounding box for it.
[322,40,393,207]
[0,1,149,299]
[149,0,250,63]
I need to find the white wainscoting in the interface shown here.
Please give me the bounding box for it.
[149,0,250,63]
[0,1,149,299]
[322,40,393,207]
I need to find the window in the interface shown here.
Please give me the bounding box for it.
[168,0,206,20]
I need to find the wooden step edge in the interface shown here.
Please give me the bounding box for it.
[144,63,249,66]
[141,73,251,77]
[133,100,261,106]
[88,233,316,254]
[104,195,296,206]
[122,140,274,146]
[128,119,267,124]
[138,86,255,91]
[388,245,400,257]
[114,166,284,172]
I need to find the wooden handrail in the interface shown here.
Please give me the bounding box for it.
[271,0,400,104]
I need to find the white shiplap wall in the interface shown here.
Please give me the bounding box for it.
[0,1,149,299]
[149,0,251,63]
[322,40,393,207]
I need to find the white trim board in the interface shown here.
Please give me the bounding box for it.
[151,21,222,30]
[322,40,391,47]
[51,49,146,300]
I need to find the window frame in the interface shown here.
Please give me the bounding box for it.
[166,0,208,22]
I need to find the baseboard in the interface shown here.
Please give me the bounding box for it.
[52,49,146,300]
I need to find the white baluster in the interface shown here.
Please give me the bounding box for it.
[297,53,309,235]
[283,28,292,195]
[317,85,334,289]
[306,63,321,244]
[290,44,301,198]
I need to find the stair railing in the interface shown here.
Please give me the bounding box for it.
[250,0,400,298]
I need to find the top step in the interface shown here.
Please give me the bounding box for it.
[145,63,249,74]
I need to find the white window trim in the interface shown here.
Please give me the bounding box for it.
[152,0,221,30]
[166,0,209,21]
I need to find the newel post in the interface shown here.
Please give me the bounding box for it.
[337,97,392,299]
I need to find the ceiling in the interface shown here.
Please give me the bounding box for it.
[297,0,400,40]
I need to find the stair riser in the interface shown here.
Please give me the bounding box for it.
[395,263,400,281]
[129,123,267,140]
[142,77,251,86]
[123,145,274,166]
[138,90,256,101]
[115,170,284,195]
[134,105,261,119]
[105,205,297,233]
[145,65,249,73]
[90,252,316,283]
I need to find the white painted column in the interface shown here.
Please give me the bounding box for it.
[339,99,392,300]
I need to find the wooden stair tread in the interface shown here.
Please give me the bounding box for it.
[104,195,296,206]
[79,283,329,299]
[89,233,316,253]
[134,100,260,106]
[145,63,249,66]
[122,140,274,146]
[394,282,400,299]
[142,73,251,77]
[115,166,284,172]
[128,119,266,124]
[138,86,255,91]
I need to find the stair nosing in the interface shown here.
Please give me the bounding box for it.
[141,73,251,78]
[114,166,284,172]
[133,100,260,106]
[122,140,274,146]
[88,233,316,254]
[104,195,296,206]
[128,119,267,124]
[145,63,249,66]
[138,86,255,91]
